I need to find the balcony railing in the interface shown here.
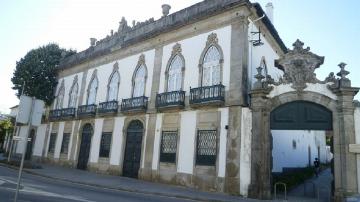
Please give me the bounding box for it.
[156,91,185,110]
[189,84,225,106]
[49,108,76,121]
[121,96,148,113]
[77,104,97,117]
[97,101,118,114]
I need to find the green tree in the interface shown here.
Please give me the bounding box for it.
[0,118,13,148]
[11,44,76,105]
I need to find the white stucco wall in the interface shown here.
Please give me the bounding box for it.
[33,124,47,156]
[177,111,196,174]
[272,130,328,173]
[248,22,282,88]
[152,113,163,170]
[141,114,149,169]
[240,107,252,196]
[67,121,76,160]
[89,118,104,163]
[218,107,229,178]
[81,50,155,105]
[54,122,65,158]
[159,26,231,94]
[45,123,53,157]
[110,117,125,165]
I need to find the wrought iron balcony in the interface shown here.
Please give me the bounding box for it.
[77,104,97,118]
[121,96,148,113]
[97,101,118,114]
[189,84,225,106]
[49,108,76,121]
[156,91,185,110]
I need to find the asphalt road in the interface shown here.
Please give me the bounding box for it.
[0,166,195,202]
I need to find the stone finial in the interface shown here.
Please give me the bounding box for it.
[118,17,129,33]
[90,38,97,46]
[110,30,114,36]
[337,62,351,87]
[162,4,171,17]
[253,66,265,89]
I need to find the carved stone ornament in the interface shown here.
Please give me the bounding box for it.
[171,43,182,56]
[137,54,145,67]
[206,33,218,46]
[274,39,325,91]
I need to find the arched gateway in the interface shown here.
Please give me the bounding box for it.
[248,40,359,201]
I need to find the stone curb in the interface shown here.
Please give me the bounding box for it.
[0,163,242,202]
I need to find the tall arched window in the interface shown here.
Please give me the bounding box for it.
[107,72,120,101]
[55,81,65,109]
[202,46,221,86]
[87,73,98,105]
[133,65,146,97]
[68,82,78,108]
[167,55,183,92]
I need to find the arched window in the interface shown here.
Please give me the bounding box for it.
[133,65,146,97]
[87,74,98,105]
[202,46,221,86]
[68,82,78,108]
[55,81,65,109]
[167,55,183,91]
[107,72,120,101]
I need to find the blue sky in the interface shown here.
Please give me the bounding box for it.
[0,0,359,113]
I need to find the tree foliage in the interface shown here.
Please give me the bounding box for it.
[11,44,76,105]
[0,118,13,146]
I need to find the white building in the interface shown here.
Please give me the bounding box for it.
[8,1,360,200]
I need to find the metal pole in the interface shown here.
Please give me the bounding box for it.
[14,97,34,202]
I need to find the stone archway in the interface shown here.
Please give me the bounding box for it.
[248,40,359,201]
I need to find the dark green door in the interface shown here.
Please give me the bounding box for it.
[270,101,332,130]
[77,124,93,170]
[123,120,143,178]
[25,129,35,160]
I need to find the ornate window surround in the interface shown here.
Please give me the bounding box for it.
[68,75,79,108]
[164,43,185,92]
[86,69,99,105]
[106,62,120,101]
[131,54,148,97]
[198,33,224,86]
[55,79,65,109]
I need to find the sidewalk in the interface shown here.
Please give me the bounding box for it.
[0,160,257,202]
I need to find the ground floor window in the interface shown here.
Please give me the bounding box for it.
[48,133,57,153]
[160,131,177,163]
[99,132,112,158]
[196,130,217,166]
[61,133,70,154]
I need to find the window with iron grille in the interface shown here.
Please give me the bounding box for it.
[160,131,177,163]
[61,133,70,154]
[48,133,57,153]
[196,130,217,166]
[99,132,112,158]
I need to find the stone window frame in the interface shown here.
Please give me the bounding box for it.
[68,75,79,108]
[60,133,70,154]
[86,69,99,105]
[48,132,57,153]
[164,43,185,92]
[99,132,112,158]
[159,130,178,163]
[106,62,121,101]
[131,54,148,98]
[198,33,224,87]
[55,79,65,109]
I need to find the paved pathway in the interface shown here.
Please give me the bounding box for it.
[287,168,332,202]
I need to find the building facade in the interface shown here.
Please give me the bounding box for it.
[8,0,360,201]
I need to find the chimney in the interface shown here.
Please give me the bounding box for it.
[265,2,274,24]
[162,4,171,17]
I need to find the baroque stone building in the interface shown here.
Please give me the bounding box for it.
[6,0,360,201]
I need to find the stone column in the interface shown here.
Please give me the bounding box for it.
[139,46,163,180]
[248,88,272,200]
[333,88,359,200]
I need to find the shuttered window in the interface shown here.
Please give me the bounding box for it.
[48,133,57,153]
[160,131,177,163]
[196,130,217,166]
[61,133,70,154]
[99,132,112,158]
